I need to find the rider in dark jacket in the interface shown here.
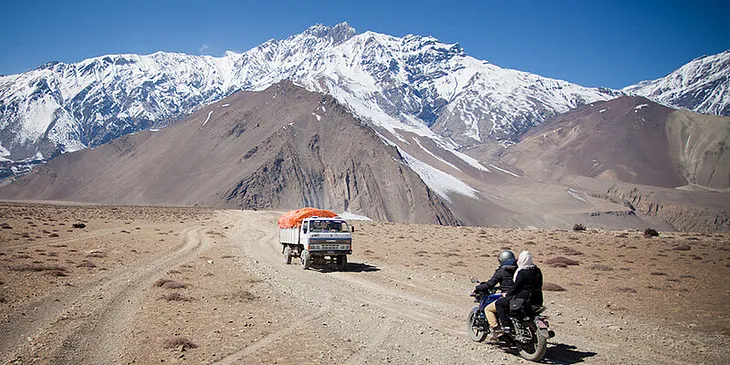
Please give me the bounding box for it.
[475,250,517,339]
[494,251,543,337]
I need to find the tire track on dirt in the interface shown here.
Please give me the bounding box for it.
[0,226,183,357]
[47,225,209,363]
[244,213,465,337]
[224,212,466,362]
[1,213,233,364]
[52,212,241,364]
[213,212,336,364]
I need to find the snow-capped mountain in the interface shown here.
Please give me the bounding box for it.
[624,50,730,116]
[0,22,618,170]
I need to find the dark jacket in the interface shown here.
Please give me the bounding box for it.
[475,259,517,293]
[505,266,543,307]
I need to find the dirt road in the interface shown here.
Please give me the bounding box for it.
[1,204,728,364]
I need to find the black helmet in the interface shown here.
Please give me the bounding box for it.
[498,250,515,264]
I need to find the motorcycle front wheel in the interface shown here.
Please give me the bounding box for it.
[466,308,488,342]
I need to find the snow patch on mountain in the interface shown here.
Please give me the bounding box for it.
[0,22,621,166]
[624,50,730,116]
[400,148,478,202]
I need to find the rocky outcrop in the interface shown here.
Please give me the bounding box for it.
[602,186,730,232]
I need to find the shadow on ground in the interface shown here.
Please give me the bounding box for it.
[317,262,380,273]
[542,343,598,364]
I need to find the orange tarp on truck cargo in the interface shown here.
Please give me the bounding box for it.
[277,208,338,228]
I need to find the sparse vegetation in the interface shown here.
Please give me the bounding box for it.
[77,260,97,268]
[154,278,175,287]
[161,281,187,289]
[573,223,586,231]
[86,250,107,258]
[163,336,198,350]
[559,246,584,256]
[160,292,192,301]
[587,264,614,271]
[44,269,70,277]
[544,256,580,267]
[72,223,87,229]
[11,264,69,273]
[543,282,566,291]
[154,278,188,289]
[644,228,659,238]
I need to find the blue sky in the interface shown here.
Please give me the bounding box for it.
[1,0,728,88]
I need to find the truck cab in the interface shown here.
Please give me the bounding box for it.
[279,216,352,270]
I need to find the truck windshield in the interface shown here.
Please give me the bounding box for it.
[310,220,349,233]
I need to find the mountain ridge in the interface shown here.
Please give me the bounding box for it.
[0,22,618,169]
[624,50,730,116]
[0,81,460,225]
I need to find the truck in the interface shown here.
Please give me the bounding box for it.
[278,209,352,270]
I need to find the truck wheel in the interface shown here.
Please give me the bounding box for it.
[283,246,292,264]
[336,255,347,271]
[300,250,311,270]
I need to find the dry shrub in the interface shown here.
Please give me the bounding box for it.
[154,278,175,287]
[86,250,107,258]
[560,246,584,256]
[232,290,257,302]
[544,256,580,268]
[616,287,637,293]
[587,264,614,271]
[77,260,97,268]
[44,269,70,277]
[163,336,197,350]
[543,282,566,291]
[672,244,691,251]
[161,281,187,289]
[649,272,667,276]
[160,292,192,302]
[49,233,59,237]
[573,224,586,231]
[72,223,87,229]
[12,264,68,272]
[644,228,659,238]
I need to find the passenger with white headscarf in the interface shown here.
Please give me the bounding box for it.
[491,251,543,338]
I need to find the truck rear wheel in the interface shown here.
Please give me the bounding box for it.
[300,250,311,270]
[336,255,347,271]
[283,246,292,264]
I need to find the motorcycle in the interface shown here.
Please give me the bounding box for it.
[467,277,555,362]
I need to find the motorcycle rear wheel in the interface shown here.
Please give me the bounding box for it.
[518,326,548,361]
[467,308,488,342]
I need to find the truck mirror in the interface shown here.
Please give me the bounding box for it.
[303,227,308,234]
[351,226,355,233]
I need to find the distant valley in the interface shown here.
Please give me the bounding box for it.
[0,23,728,232]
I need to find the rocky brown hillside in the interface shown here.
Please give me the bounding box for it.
[601,185,730,233]
[0,81,458,225]
[500,96,730,190]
